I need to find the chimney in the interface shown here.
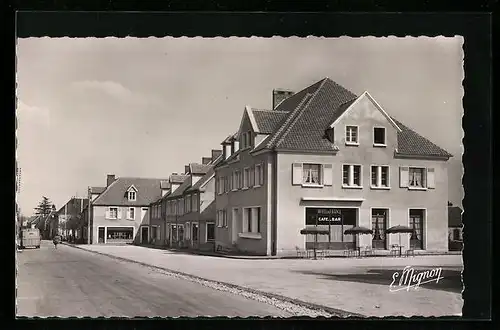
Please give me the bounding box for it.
[202,157,211,165]
[184,165,190,175]
[273,89,294,109]
[107,174,116,187]
[211,149,222,161]
[172,172,178,175]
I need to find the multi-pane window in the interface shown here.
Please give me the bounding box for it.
[255,164,264,186]
[206,223,215,241]
[342,165,362,187]
[243,168,250,188]
[371,166,390,188]
[109,207,118,219]
[345,126,359,144]
[373,127,386,145]
[241,131,252,149]
[128,207,135,219]
[128,191,136,201]
[186,195,192,213]
[217,176,225,194]
[217,209,228,227]
[242,207,261,233]
[303,164,321,185]
[409,167,426,188]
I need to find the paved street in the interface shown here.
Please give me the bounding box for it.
[16,241,291,317]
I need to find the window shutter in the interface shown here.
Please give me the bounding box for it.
[427,168,435,189]
[292,163,303,185]
[323,164,333,186]
[400,167,409,188]
[105,209,110,219]
[117,208,123,219]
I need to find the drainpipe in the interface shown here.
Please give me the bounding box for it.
[87,187,91,245]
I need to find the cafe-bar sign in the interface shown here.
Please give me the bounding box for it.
[316,208,342,224]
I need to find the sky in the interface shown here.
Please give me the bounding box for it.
[16,36,464,215]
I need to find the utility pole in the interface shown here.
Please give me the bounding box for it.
[87,186,91,245]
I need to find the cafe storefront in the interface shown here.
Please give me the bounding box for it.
[305,207,358,250]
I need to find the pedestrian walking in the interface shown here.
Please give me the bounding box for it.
[53,235,61,249]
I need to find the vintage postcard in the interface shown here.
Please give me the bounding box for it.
[16,36,464,318]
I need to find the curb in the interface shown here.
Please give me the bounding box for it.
[63,243,364,318]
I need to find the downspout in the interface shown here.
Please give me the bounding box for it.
[272,151,278,256]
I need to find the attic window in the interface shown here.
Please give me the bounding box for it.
[128,191,136,201]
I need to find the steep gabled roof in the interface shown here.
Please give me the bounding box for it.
[392,117,454,158]
[251,109,289,134]
[248,77,451,158]
[169,174,189,184]
[160,180,170,190]
[92,177,168,206]
[272,78,358,151]
[189,163,212,175]
[168,176,192,198]
[187,154,223,193]
[90,186,106,194]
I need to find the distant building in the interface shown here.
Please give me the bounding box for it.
[88,174,168,244]
[55,197,89,242]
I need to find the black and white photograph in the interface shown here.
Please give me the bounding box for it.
[15,36,465,318]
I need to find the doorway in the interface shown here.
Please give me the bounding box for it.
[141,226,149,244]
[372,209,388,249]
[409,209,424,249]
[98,227,105,244]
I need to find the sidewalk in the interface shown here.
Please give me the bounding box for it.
[67,243,463,317]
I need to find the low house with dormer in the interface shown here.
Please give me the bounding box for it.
[214,77,453,256]
[88,174,169,244]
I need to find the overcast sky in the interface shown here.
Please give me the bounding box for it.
[16,36,464,214]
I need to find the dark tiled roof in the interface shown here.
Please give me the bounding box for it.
[169,174,188,184]
[392,117,453,158]
[448,206,462,227]
[274,78,358,151]
[187,155,223,193]
[90,186,106,194]
[189,163,211,175]
[168,176,192,198]
[92,177,168,206]
[252,109,288,134]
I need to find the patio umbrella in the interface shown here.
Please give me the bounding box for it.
[344,226,373,255]
[300,227,330,260]
[386,225,414,254]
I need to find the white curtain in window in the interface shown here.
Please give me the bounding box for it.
[311,167,319,183]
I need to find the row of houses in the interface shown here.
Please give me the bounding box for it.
[65,77,459,256]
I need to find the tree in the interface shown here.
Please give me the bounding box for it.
[34,196,54,217]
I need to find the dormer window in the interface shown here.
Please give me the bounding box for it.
[240,131,252,149]
[126,185,138,201]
